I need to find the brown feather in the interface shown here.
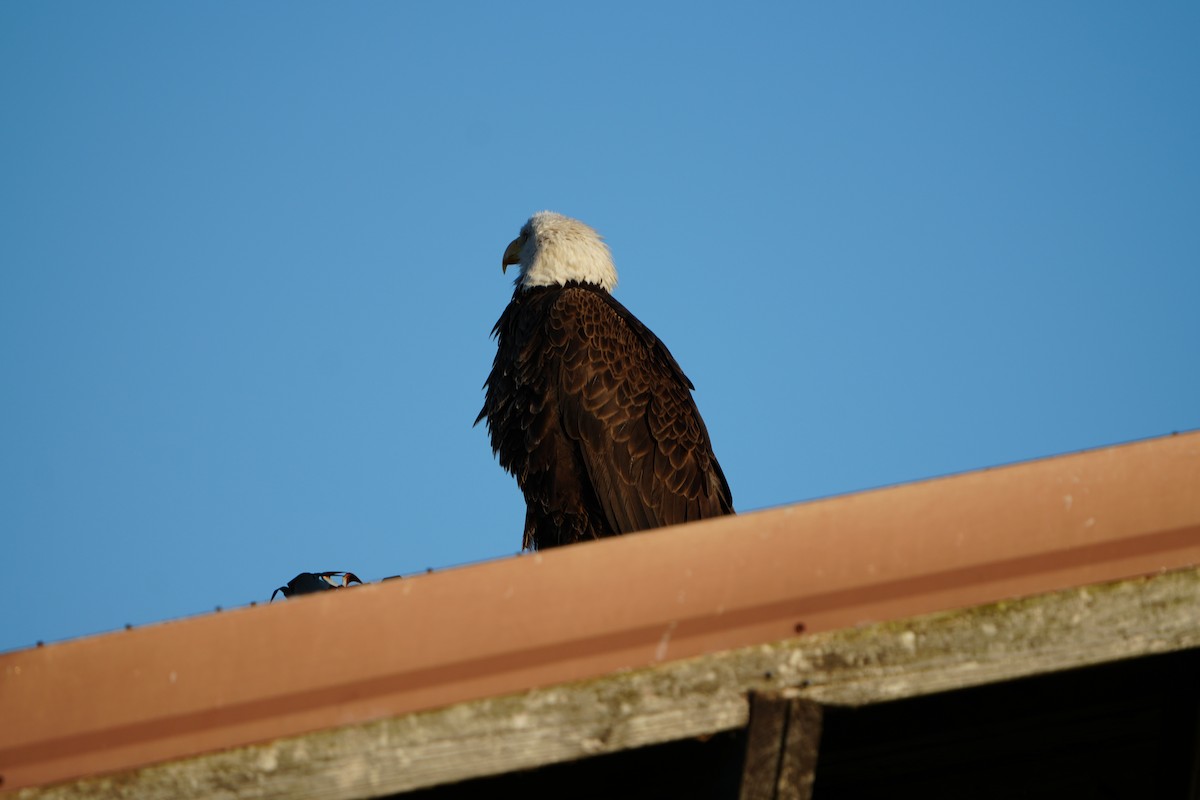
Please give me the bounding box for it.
[479,282,733,549]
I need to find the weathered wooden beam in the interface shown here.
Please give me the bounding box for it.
[776,698,822,800]
[740,693,794,800]
[14,566,1200,800]
[739,694,823,800]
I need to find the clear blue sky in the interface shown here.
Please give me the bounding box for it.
[2,2,1197,653]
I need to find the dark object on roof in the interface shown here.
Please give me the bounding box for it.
[271,571,362,601]
[478,212,733,550]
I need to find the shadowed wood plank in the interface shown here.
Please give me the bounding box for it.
[739,694,823,800]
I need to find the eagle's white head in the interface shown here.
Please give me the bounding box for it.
[502,211,618,293]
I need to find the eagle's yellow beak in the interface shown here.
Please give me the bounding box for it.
[502,235,524,274]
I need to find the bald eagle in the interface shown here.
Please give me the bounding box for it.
[477,212,734,550]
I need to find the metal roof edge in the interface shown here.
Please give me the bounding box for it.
[2,431,1198,792]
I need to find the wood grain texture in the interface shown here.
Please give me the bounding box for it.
[739,695,823,800]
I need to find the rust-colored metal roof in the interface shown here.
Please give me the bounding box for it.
[2,431,1199,793]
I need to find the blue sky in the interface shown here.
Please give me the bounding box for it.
[2,2,1197,653]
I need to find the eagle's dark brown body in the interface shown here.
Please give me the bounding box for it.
[478,281,733,549]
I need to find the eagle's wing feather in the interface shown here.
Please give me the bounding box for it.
[551,287,732,535]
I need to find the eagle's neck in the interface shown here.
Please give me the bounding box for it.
[517,240,617,293]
